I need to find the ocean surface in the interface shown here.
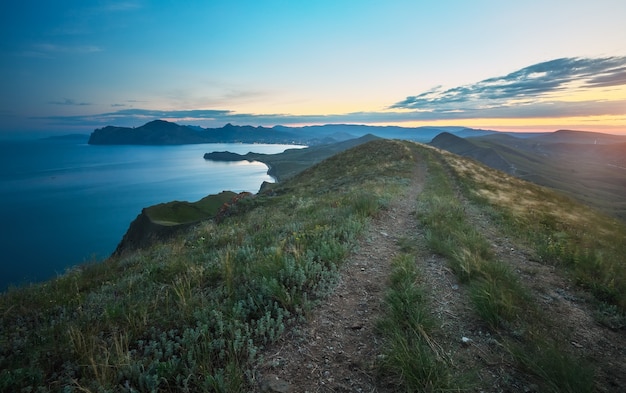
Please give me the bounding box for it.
[0,138,299,291]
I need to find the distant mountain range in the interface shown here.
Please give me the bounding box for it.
[87,119,497,145]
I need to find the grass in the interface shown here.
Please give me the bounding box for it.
[469,134,626,221]
[415,146,529,329]
[145,191,236,225]
[1,138,620,391]
[414,144,596,391]
[377,254,460,392]
[0,139,415,392]
[510,341,595,393]
[441,147,626,315]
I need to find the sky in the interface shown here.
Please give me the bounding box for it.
[1,0,626,136]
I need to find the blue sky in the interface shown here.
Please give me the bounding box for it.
[1,0,626,135]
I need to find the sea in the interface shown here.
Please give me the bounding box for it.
[0,137,300,292]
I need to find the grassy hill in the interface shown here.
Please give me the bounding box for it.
[431,131,626,221]
[1,139,625,392]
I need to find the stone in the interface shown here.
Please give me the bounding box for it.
[260,374,291,393]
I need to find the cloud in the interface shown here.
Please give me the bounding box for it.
[19,43,104,58]
[48,98,92,106]
[391,56,626,111]
[34,109,236,127]
[101,1,143,12]
[38,43,103,54]
[35,97,626,129]
[32,57,626,129]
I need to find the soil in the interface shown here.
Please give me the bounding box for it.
[253,150,626,392]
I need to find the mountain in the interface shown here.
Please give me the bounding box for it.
[529,129,626,144]
[88,120,303,145]
[87,120,498,145]
[430,132,512,173]
[88,120,205,145]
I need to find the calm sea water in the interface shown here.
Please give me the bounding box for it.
[0,138,298,291]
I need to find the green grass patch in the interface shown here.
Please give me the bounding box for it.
[145,190,236,225]
[510,340,594,393]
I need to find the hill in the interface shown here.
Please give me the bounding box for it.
[113,191,239,254]
[430,130,626,221]
[1,140,625,392]
[87,119,497,145]
[204,133,381,181]
[530,129,626,144]
[430,132,512,173]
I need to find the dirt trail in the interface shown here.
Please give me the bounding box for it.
[254,152,427,392]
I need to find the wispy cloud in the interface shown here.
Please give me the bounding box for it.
[48,98,92,106]
[18,43,103,58]
[100,1,143,12]
[37,43,103,54]
[35,109,234,127]
[391,56,626,111]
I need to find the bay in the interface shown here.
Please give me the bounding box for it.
[0,138,299,291]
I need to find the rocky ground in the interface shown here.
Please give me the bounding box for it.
[253,152,626,392]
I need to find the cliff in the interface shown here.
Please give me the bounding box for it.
[114,191,242,254]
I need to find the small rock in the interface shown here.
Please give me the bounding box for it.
[461,336,473,345]
[260,374,291,393]
[571,341,583,348]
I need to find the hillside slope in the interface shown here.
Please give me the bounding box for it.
[1,140,625,392]
[432,131,626,221]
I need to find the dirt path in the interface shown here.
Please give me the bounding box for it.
[254,153,427,392]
